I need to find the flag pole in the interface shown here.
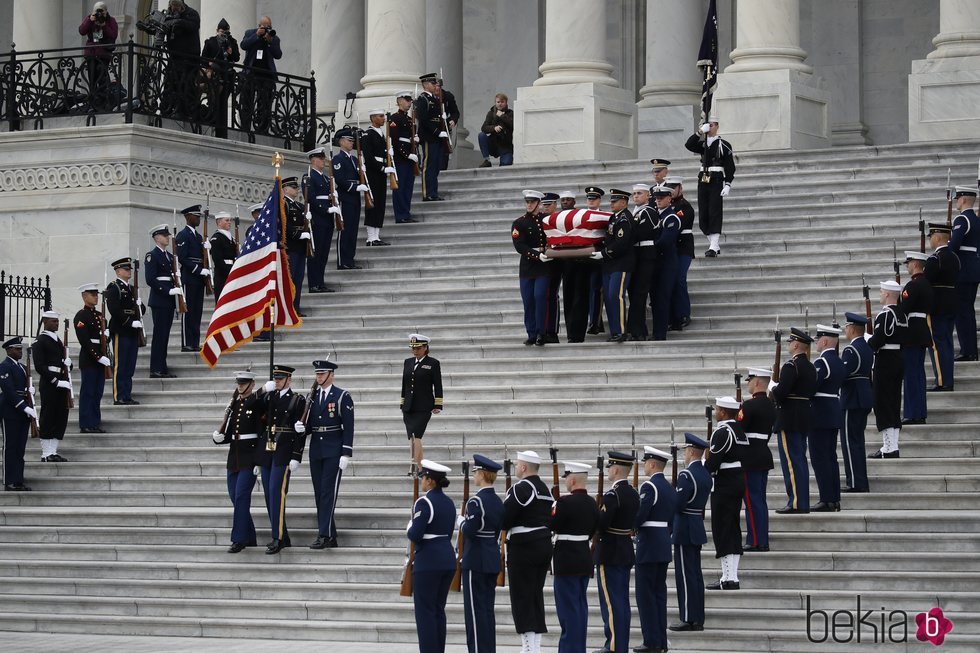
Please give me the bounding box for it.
[269,298,276,380]
[270,151,285,379]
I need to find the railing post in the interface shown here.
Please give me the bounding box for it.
[125,37,135,124]
[43,275,51,311]
[0,270,7,341]
[6,44,18,131]
[305,69,317,151]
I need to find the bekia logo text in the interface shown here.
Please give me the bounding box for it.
[806,596,953,646]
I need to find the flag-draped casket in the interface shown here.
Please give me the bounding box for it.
[540,209,610,258]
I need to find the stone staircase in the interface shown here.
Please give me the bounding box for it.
[2,140,979,651]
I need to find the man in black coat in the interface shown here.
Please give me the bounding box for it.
[73,283,112,434]
[436,79,460,170]
[200,18,239,138]
[666,176,696,330]
[208,212,237,299]
[869,281,906,458]
[157,0,201,120]
[478,93,514,167]
[705,397,749,590]
[414,74,447,201]
[360,109,396,246]
[684,116,735,257]
[740,368,776,551]
[925,224,960,391]
[400,334,443,467]
[900,252,934,425]
[33,311,73,463]
[592,189,635,342]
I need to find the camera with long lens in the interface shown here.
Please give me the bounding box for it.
[93,8,107,24]
[135,9,168,35]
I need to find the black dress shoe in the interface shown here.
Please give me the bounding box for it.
[265,539,288,554]
[955,353,978,362]
[180,346,197,353]
[374,240,391,246]
[4,484,31,491]
[124,399,140,405]
[706,580,723,590]
[523,338,535,346]
[633,646,667,653]
[49,454,68,462]
[775,505,808,514]
[309,537,327,550]
[543,334,559,344]
[337,264,363,270]
[743,544,769,552]
[607,334,626,343]
[297,312,308,318]
[395,217,418,223]
[680,316,691,327]
[668,621,704,632]
[114,400,125,405]
[722,580,740,590]
[812,501,839,512]
[844,487,870,493]
[587,325,604,335]
[422,196,438,202]
[568,338,584,343]
[227,542,246,553]
[149,372,176,379]
[902,417,926,425]
[927,385,952,392]
[326,537,338,548]
[309,286,336,294]
[704,249,717,257]
[534,336,545,347]
[668,324,683,332]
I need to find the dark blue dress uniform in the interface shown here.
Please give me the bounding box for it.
[634,458,677,653]
[671,435,711,630]
[460,455,504,653]
[174,219,206,350]
[257,374,307,551]
[594,457,640,653]
[652,197,681,341]
[512,203,551,343]
[899,268,934,422]
[705,416,748,560]
[72,302,108,431]
[414,82,444,201]
[738,386,775,549]
[303,161,336,291]
[213,377,264,550]
[684,131,735,254]
[840,315,873,490]
[32,328,71,444]
[0,341,32,489]
[949,193,980,360]
[104,265,144,403]
[669,192,696,328]
[144,238,178,376]
[868,298,906,454]
[306,370,354,543]
[551,476,600,653]
[810,342,846,509]
[331,137,362,269]
[501,470,553,638]
[627,201,657,341]
[389,104,418,223]
[407,462,456,653]
[401,347,443,440]
[282,183,310,313]
[597,201,635,340]
[770,331,817,513]
[925,233,960,390]
[208,228,237,299]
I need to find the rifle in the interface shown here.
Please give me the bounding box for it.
[399,461,420,597]
[590,442,604,562]
[893,240,901,284]
[24,344,39,438]
[435,94,454,154]
[216,384,240,438]
[408,101,422,177]
[325,143,344,232]
[496,446,511,587]
[171,212,187,314]
[300,380,317,426]
[946,168,953,227]
[301,172,316,257]
[99,277,112,380]
[733,351,742,403]
[234,204,241,250]
[385,115,399,190]
[862,274,873,336]
[669,421,678,487]
[450,459,469,592]
[353,127,375,210]
[549,434,560,501]
[61,319,75,409]
[704,393,712,442]
[132,252,147,347]
[201,196,215,295]
[631,423,638,488]
[772,316,782,384]
[918,207,926,254]
[832,301,840,353]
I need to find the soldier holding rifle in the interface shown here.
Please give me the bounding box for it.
[33,311,73,463]
[669,434,711,633]
[769,327,816,514]
[175,205,211,352]
[73,283,112,434]
[332,128,368,270]
[840,312,873,492]
[144,224,182,378]
[390,91,420,224]
[868,281,906,459]
[740,367,776,552]
[304,147,342,294]
[282,177,311,316]
[899,251,933,425]
[208,211,237,299]
[1,337,37,490]
[361,109,396,247]
[704,397,748,590]
[810,325,846,512]
[949,186,980,361]
[415,73,447,202]
[925,223,960,391]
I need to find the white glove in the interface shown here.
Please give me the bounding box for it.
[720,184,731,198]
[264,380,276,393]
[328,206,342,215]
[305,211,313,221]
[356,184,369,192]
[590,251,603,260]
[299,232,312,240]
[103,328,110,338]
[456,514,466,529]
[767,379,778,394]
[864,332,873,342]
[212,430,223,444]
[332,191,340,202]
[63,357,72,368]
[132,320,143,329]
[202,241,212,250]
[200,268,212,277]
[289,459,300,472]
[294,420,306,433]
[57,380,71,391]
[23,406,37,420]
[27,385,35,397]
[384,166,396,174]
[413,136,420,143]
[539,253,551,262]
[700,123,711,134]
[408,153,419,162]
[438,131,449,138]
[168,287,183,296]
[339,455,350,471]
[137,298,145,308]
[388,147,395,157]
[253,466,260,476]
[97,356,111,367]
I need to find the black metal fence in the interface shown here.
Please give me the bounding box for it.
[0,272,52,341]
[1,38,328,150]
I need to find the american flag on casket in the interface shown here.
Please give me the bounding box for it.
[540,209,612,248]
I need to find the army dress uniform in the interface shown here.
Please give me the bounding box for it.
[400,337,443,440]
[73,287,111,432]
[282,177,310,314]
[671,434,712,630]
[840,313,873,491]
[331,130,363,270]
[303,149,338,292]
[809,327,847,511]
[32,312,72,461]
[739,370,776,550]
[769,328,817,513]
[868,282,906,457]
[460,455,504,653]
[174,206,208,351]
[1,338,33,489]
[596,192,635,341]
[633,448,678,653]
[512,190,552,345]
[667,179,696,329]
[949,187,980,360]
[594,452,640,653]
[208,220,237,299]
[144,225,179,377]
[104,258,145,404]
[924,225,960,390]
[414,74,446,201]
[705,399,749,588]
[389,92,419,223]
[899,253,934,423]
[626,194,657,341]
[651,186,681,341]
[551,462,600,653]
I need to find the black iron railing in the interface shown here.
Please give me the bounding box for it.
[0,272,52,341]
[1,38,331,150]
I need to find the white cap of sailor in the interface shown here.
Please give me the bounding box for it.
[77,283,99,294]
[40,310,60,319]
[904,250,928,263]
[368,108,385,117]
[642,446,670,463]
[815,324,842,338]
[559,190,575,200]
[213,211,232,220]
[715,396,741,410]
[517,450,542,465]
[745,366,772,379]
[562,461,591,477]
[248,202,264,213]
[631,183,651,194]
[880,280,902,293]
[418,459,451,481]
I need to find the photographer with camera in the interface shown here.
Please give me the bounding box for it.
[154,0,201,120]
[78,2,118,111]
[239,16,282,134]
[201,18,240,138]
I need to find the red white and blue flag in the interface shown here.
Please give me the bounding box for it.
[200,179,301,367]
[540,209,612,247]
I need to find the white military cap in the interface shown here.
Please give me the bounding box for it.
[149,224,170,237]
[642,446,670,463]
[880,280,902,292]
[904,250,928,262]
[408,333,430,347]
[745,367,772,379]
[517,450,542,464]
[77,283,99,293]
[562,461,591,476]
[248,203,264,213]
[40,310,60,319]
[306,147,326,158]
[631,184,651,194]
[954,185,978,197]
[715,396,741,410]
[708,114,719,123]
[815,324,842,337]
[419,459,451,477]
[368,108,385,117]
[396,90,414,100]
[665,176,683,186]
[522,190,544,201]
[234,370,256,381]
[558,190,575,199]
[213,211,232,220]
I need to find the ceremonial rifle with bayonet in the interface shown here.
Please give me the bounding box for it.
[497,445,511,587]
[450,435,468,592]
[201,195,215,295]
[862,275,873,336]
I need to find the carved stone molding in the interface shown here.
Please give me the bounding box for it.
[0,163,128,193]
[129,164,268,202]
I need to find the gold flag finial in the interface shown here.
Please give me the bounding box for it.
[272,152,284,177]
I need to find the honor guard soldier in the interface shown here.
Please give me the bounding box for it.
[869,281,906,458]
[512,190,552,346]
[584,187,606,336]
[705,397,748,590]
[665,176,695,331]
[104,259,144,406]
[306,358,354,549]
[810,325,846,512]
[900,251,934,425]
[626,184,656,342]
[332,128,367,270]
[769,327,817,514]
[435,78,460,170]
[282,176,311,316]
[594,451,640,653]
[145,224,182,378]
[840,313,873,492]
[684,116,735,257]
[304,147,341,293]
[175,205,210,352]
[401,334,443,467]
[539,193,563,344]
[212,370,264,553]
[633,447,677,653]
[669,434,712,633]
[559,190,576,211]
[551,461,600,653]
[407,460,456,653]
[501,450,554,653]
[459,454,504,653]
[73,283,112,434]
[592,189,635,343]
[651,185,681,341]
[33,310,72,462]
[740,368,776,551]
[950,185,980,361]
[390,91,420,224]
[1,338,35,490]
[650,158,670,187]
[925,223,960,391]
[257,364,308,554]
[208,211,237,299]
[415,73,447,202]
[362,109,395,246]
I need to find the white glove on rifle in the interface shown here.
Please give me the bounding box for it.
[199,268,211,277]
[539,253,551,262]
[137,298,145,309]
[438,131,449,138]
[356,184,369,193]
[169,287,183,296]
[63,357,72,368]
[864,332,873,342]
[27,385,35,397]
[97,356,111,367]
[57,380,72,391]
[328,206,342,215]
[387,148,395,158]
[252,466,260,476]
[408,154,419,163]
[132,320,143,329]
[456,514,466,529]
[23,406,37,420]
[412,135,420,143]
[212,430,223,444]
[383,167,396,174]
[767,379,778,394]
[339,455,350,471]
[264,380,276,393]
[720,184,731,198]
[202,241,212,250]
[294,420,306,433]
[299,232,312,240]
[590,251,603,260]
[289,459,300,472]
[103,329,110,338]
[700,123,712,134]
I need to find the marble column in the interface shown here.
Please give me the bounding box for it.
[712,0,830,150]
[426,0,475,166]
[199,0,254,38]
[909,0,980,141]
[637,0,703,158]
[312,0,364,115]
[355,0,425,100]
[12,0,63,52]
[813,0,868,145]
[514,0,637,163]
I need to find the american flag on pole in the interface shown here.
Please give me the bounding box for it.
[200,179,301,367]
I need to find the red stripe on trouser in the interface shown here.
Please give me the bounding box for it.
[743,471,757,545]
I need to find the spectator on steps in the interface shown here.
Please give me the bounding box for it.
[479,93,514,168]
